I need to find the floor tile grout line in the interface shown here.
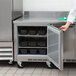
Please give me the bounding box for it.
[30,64,38,76]
[67,68,70,76]
[31,68,36,76]
[21,68,30,76]
[32,63,44,76]
[66,68,69,76]
[40,68,52,76]
[13,68,19,76]
[48,69,52,76]
[22,63,37,76]
[5,65,19,76]
[58,70,61,76]
[49,69,52,76]
[39,67,44,76]
[58,68,69,76]
[3,67,12,76]
[40,67,44,76]
[21,64,29,75]
[21,72,25,76]
[0,64,15,76]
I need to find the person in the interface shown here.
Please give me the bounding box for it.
[60,0,76,31]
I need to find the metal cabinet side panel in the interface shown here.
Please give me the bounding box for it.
[0,0,12,41]
[14,24,18,61]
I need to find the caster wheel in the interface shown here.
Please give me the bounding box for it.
[46,61,52,69]
[8,60,13,65]
[51,63,58,69]
[17,64,23,68]
[50,63,57,69]
[17,61,23,68]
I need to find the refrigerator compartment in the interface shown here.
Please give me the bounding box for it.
[37,27,47,35]
[37,38,47,47]
[19,37,28,47]
[18,27,28,35]
[29,49,37,54]
[19,48,28,54]
[38,49,47,55]
[28,27,37,35]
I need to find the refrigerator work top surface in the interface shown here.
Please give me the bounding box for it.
[13,11,76,24]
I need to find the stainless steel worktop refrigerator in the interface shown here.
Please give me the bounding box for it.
[0,0,23,63]
[14,20,63,70]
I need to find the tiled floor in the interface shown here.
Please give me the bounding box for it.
[0,61,76,76]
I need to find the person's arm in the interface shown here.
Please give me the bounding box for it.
[60,0,76,31]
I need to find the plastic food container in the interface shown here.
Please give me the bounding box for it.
[20,29,28,35]
[29,49,37,54]
[38,49,47,54]
[19,49,28,54]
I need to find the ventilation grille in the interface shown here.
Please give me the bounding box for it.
[64,59,76,62]
[0,48,13,60]
[28,59,47,62]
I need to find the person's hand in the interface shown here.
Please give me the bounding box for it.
[60,21,71,31]
[60,25,69,31]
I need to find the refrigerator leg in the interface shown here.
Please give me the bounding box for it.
[8,60,13,64]
[46,61,51,68]
[17,61,23,68]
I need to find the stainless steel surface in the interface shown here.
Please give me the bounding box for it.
[0,0,12,41]
[17,55,47,62]
[13,11,70,24]
[74,23,76,58]
[0,0,23,41]
[0,0,22,61]
[64,25,75,59]
[0,42,13,47]
[12,0,23,20]
[47,25,63,70]
[13,17,65,24]
[53,23,75,60]
[24,11,69,19]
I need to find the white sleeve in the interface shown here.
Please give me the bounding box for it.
[67,0,76,23]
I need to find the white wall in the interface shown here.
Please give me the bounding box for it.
[23,0,74,11]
